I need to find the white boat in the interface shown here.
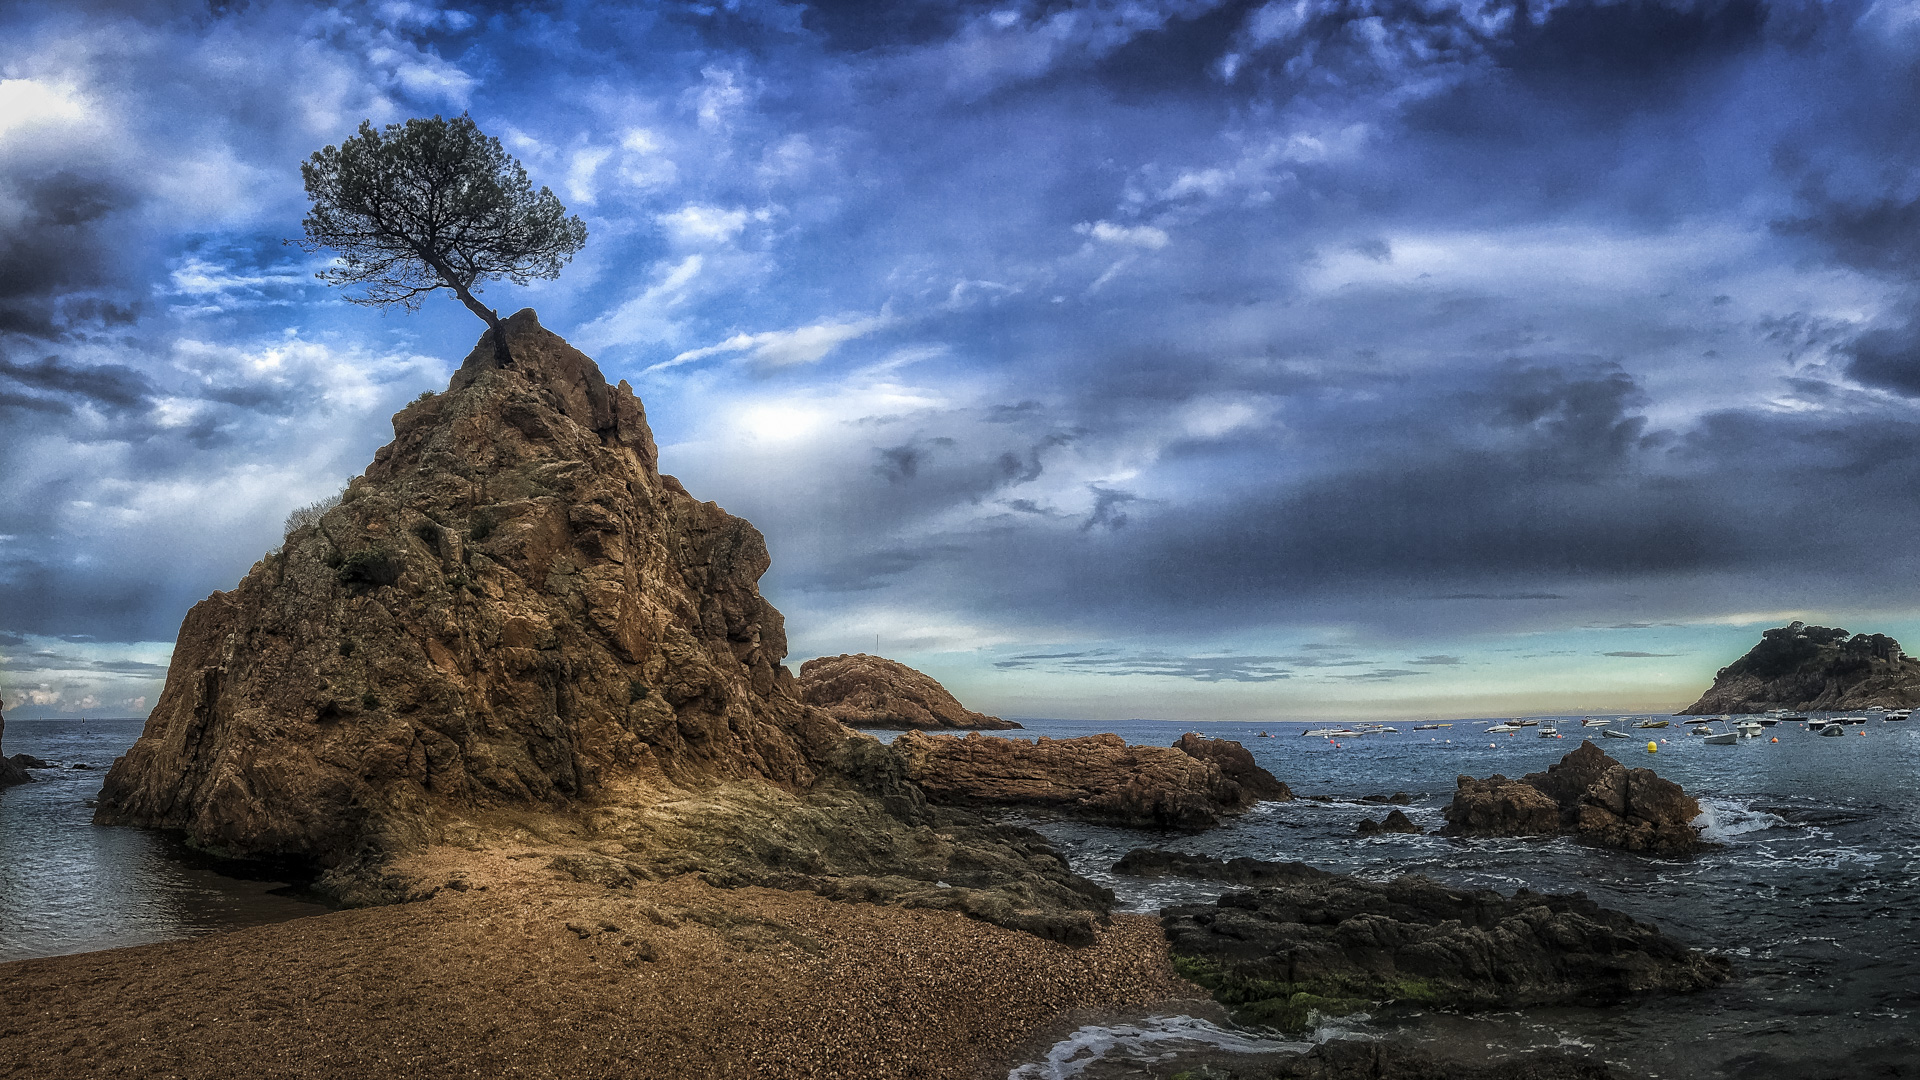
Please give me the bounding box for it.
[1738,722,1764,737]
[1601,728,1633,739]
[1413,723,1452,730]
[1486,724,1520,734]
[1886,711,1910,722]
[1818,723,1848,737]
[1703,731,1738,745]
[1580,718,1611,727]
[1303,727,1357,738]
[1538,726,1560,737]
[1514,719,1539,727]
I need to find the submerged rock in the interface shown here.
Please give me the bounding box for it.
[892,730,1287,831]
[0,700,30,789]
[795,653,1020,730]
[1441,741,1705,855]
[1112,848,1334,887]
[1151,855,1729,1032]
[90,312,1108,939]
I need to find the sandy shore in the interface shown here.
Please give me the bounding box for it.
[0,848,1198,1080]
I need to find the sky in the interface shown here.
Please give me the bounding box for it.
[6,0,1920,722]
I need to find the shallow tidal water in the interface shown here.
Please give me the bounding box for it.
[0,718,328,962]
[990,715,1920,1079]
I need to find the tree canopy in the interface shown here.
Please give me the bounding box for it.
[298,113,586,363]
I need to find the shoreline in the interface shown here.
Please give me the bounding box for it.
[0,847,1193,1080]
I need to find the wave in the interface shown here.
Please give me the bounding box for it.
[1005,1014,1318,1080]
[1693,797,1788,842]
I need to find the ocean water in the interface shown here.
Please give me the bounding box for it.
[0,718,328,962]
[988,715,1920,1079]
[4,714,1913,1077]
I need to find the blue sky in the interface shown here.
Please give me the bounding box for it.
[6,0,1920,721]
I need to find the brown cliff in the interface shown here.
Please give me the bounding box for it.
[1682,621,1920,714]
[891,730,1287,831]
[92,312,1108,939]
[1441,741,1705,855]
[796,653,1020,730]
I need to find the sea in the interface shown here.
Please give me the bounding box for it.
[2,713,1914,1078]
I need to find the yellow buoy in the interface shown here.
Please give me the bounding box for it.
[1647,741,1659,753]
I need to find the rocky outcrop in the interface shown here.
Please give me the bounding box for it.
[1356,808,1422,835]
[1682,621,1920,713]
[1441,741,1704,855]
[795,653,1019,730]
[90,312,1108,939]
[1150,854,1729,1031]
[1,700,31,789]
[1172,732,1292,801]
[892,731,1287,830]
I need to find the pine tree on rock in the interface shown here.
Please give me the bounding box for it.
[298,113,586,365]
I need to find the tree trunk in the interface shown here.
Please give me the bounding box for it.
[454,287,511,366]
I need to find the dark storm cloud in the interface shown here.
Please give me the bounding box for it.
[0,170,143,337]
[0,355,157,416]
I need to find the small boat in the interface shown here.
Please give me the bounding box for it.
[1636,719,1669,729]
[1819,723,1847,737]
[1755,717,1780,726]
[1703,731,1738,745]
[1413,723,1452,730]
[1738,722,1764,737]
[1580,717,1611,727]
[1303,727,1357,738]
[1486,724,1520,734]
[1601,728,1633,739]
[1514,719,1539,727]
[1358,725,1400,735]
[1690,724,1717,735]
[1538,726,1560,737]
[1258,731,1273,738]
[1886,711,1910,722]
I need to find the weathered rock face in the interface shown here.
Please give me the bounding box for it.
[795,653,1020,730]
[1683,621,1920,713]
[1,700,31,789]
[1172,732,1292,801]
[1441,741,1704,855]
[88,312,1110,939]
[1148,854,1729,1031]
[892,731,1285,831]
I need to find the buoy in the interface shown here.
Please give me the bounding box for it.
[1488,743,1496,748]
[1647,741,1658,753]
[1771,737,1778,743]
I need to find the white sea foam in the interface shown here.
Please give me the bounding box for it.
[1693,798,1787,842]
[1005,1014,1312,1080]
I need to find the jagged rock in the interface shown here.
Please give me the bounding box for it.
[90,312,1109,940]
[1211,1039,1622,1079]
[795,653,1020,730]
[1441,741,1704,855]
[891,730,1284,831]
[0,700,30,789]
[1172,732,1293,801]
[1682,621,1920,713]
[1159,859,1730,1031]
[11,753,51,769]
[1356,808,1423,835]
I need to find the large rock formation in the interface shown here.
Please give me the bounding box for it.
[1682,621,1920,713]
[1,699,31,789]
[91,312,1109,939]
[795,653,1020,730]
[1441,741,1704,855]
[1134,853,1729,1032]
[1172,731,1292,801]
[891,730,1287,831]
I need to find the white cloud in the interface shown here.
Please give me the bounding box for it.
[576,255,707,352]
[1079,220,1170,250]
[0,78,88,141]
[658,204,754,244]
[653,312,894,372]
